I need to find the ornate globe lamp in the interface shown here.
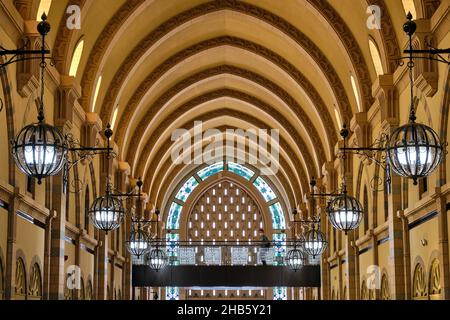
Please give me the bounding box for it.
[326,189,363,234]
[10,14,67,184]
[386,13,444,185]
[387,117,443,186]
[88,192,125,233]
[285,248,306,272]
[148,247,167,272]
[302,228,328,258]
[12,121,67,184]
[125,227,151,258]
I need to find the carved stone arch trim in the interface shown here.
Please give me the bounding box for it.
[13,0,40,21]
[438,67,450,186]
[380,271,390,300]
[143,118,307,209]
[14,254,27,299]
[0,56,17,185]
[126,66,326,174]
[427,250,442,298]
[109,37,338,155]
[52,0,89,73]
[177,171,274,240]
[412,256,428,299]
[419,0,442,19]
[306,0,374,111]
[367,0,402,74]
[28,262,42,299]
[91,1,354,127]
[133,89,316,184]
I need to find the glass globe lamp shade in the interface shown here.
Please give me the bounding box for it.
[88,195,125,233]
[148,248,167,272]
[285,248,306,272]
[125,228,151,258]
[302,229,328,257]
[326,193,363,233]
[387,122,443,185]
[12,123,67,184]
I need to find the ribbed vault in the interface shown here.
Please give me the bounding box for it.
[39,0,410,210]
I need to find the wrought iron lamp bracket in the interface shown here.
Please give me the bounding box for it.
[338,133,391,192]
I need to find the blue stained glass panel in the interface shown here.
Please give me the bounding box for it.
[253,176,276,202]
[227,162,255,180]
[167,202,183,230]
[165,287,180,300]
[197,162,224,180]
[273,233,287,258]
[175,176,199,202]
[273,287,287,300]
[269,202,286,230]
[165,233,179,257]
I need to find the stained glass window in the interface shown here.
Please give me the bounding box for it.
[197,162,224,180]
[165,287,180,300]
[167,202,183,230]
[175,176,199,202]
[253,176,276,202]
[273,233,287,260]
[166,233,179,258]
[269,202,286,229]
[227,162,254,180]
[273,287,287,300]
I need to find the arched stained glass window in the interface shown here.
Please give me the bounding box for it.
[168,202,183,230]
[228,162,254,180]
[175,176,199,202]
[253,176,276,202]
[69,39,84,77]
[167,162,286,231]
[269,202,286,230]
[197,162,224,180]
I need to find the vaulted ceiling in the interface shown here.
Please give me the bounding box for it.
[16,0,434,212]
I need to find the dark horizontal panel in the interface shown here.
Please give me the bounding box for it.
[132,265,320,288]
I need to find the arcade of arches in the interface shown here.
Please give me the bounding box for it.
[0,0,449,300]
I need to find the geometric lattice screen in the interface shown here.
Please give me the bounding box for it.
[187,180,265,242]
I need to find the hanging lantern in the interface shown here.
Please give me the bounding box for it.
[125,228,151,257]
[387,122,443,185]
[302,228,328,257]
[88,194,125,233]
[148,248,167,272]
[326,193,363,234]
[285,248,306,271]
[12,122,67,184]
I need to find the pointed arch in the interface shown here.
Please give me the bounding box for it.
[28,263,42,300]
[15,258,27,300]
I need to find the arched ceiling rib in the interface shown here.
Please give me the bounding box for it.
[141,111,309,197]
[134,90,316,183]
[148,125,300,212]
[112,36,339,158]
[125,65,326,174]
[40,0,411,206]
